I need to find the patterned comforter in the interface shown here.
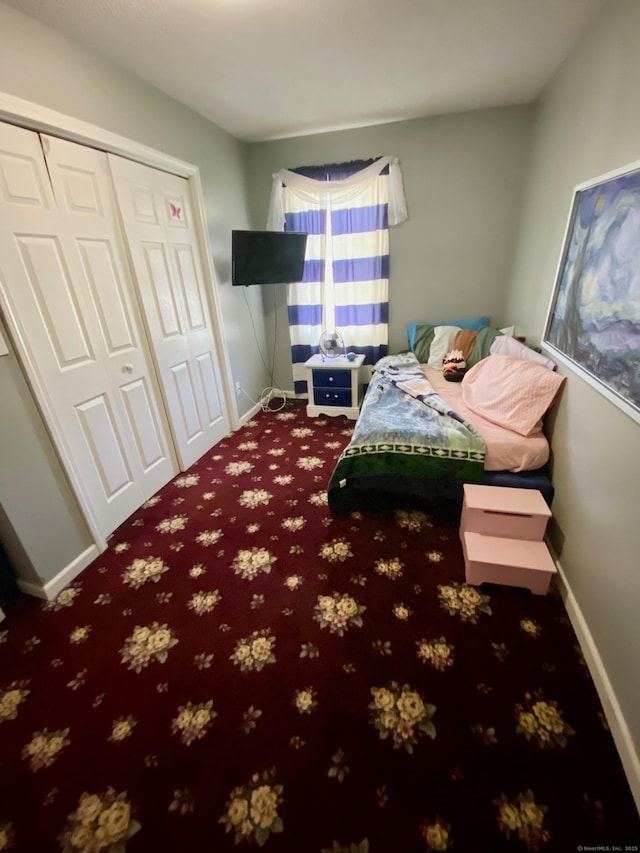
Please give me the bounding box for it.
[327,352,486,511]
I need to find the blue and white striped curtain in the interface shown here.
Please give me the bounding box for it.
[267,156,407,394]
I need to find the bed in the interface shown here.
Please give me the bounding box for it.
[327,320,565,513]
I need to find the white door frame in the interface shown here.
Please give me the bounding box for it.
[0,91,239,552]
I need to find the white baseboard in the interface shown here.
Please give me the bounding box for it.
[552,549,640,813]
[17,545,100,601]
[237,398,264,426]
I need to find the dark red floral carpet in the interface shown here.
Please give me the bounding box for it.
[0,401,638,852]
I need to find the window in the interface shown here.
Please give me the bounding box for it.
[267,156,407,392]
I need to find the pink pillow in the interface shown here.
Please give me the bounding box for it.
[462,355,565,436]
[490,334,556,370]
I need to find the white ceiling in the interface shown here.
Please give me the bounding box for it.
[5,0,604,142]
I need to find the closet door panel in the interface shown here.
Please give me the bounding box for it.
[120,378,166,469]
[170,361,203,440]
[175,245,206,330]
[172,241,224,429]
[15,234,94,366]
[196,352,222,423]
[109,155,229,469]
[42,135,178,502]
[75,394,132,497]
[77,239,137,352]
[140,242,182,339]
[0,123,177,540]
[53,160,103,216]
[0,136,52,208]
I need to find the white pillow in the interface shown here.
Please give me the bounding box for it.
[490,334,556,370]
[427,325,461,369]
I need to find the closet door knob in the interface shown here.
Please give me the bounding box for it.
[123,363,134,374]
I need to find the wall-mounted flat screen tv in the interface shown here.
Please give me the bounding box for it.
[232,230,308,286]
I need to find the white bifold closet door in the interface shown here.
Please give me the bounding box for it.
[109,156,229,470]
[0,125,179,539]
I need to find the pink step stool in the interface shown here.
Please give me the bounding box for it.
[459,484,556,595]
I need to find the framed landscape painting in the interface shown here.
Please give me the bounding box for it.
[543,160,640,424]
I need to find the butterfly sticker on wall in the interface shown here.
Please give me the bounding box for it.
[169,202,182,220]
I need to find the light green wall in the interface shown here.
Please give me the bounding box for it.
[0,316,90,586]
[507,0,640,769]
[0,2,269,586]
[243,107,535,390]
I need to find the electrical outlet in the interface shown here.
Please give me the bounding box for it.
[235,381,241,395]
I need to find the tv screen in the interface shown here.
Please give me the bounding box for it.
[232,230,308,286]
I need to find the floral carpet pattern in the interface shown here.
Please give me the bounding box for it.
[0,401,638,852]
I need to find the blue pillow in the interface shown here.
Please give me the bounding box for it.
[407,316,490,351]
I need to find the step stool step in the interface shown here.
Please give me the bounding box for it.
[461,484,551,540]
[462,531,557,596]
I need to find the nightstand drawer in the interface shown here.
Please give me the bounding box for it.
[311,368,351,389]
[314,388,352,407]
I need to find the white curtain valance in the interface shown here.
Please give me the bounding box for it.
[266,155,408,230]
